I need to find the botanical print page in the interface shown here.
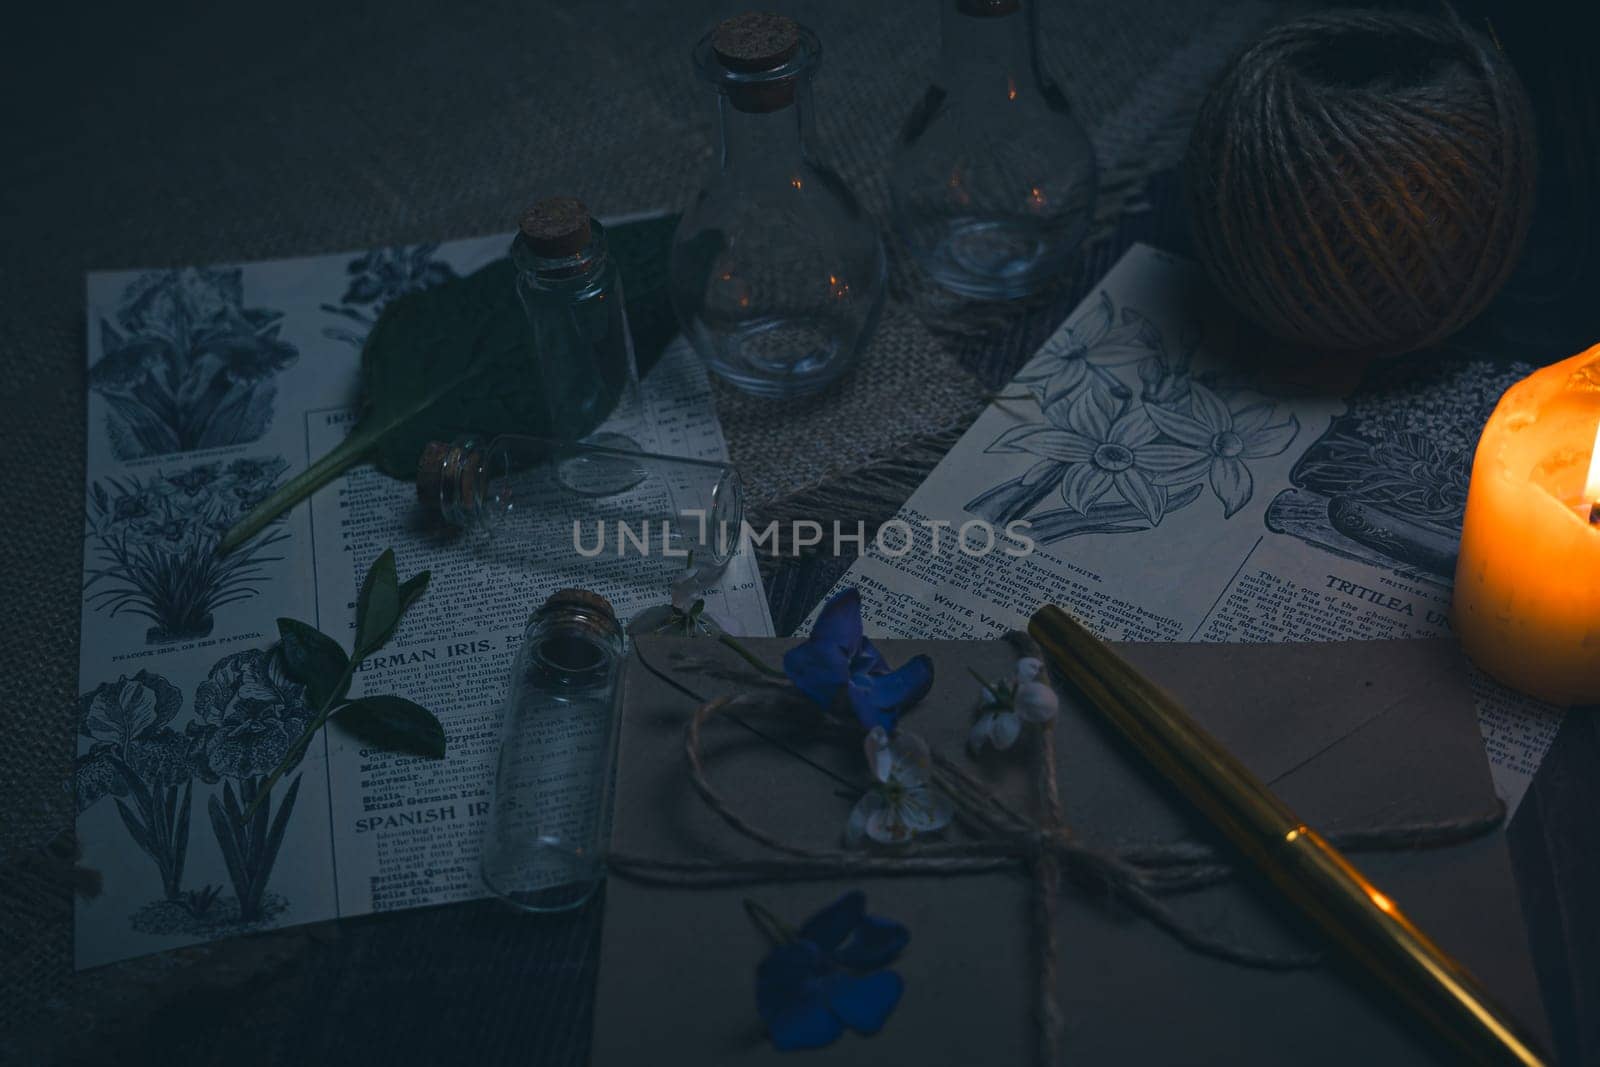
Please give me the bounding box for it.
[817,244,1563,812]
[74,223,772,968]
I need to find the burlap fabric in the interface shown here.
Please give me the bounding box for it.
[0,0,1302,1055]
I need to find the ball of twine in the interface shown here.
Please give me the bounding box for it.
[1185,9,1537,356]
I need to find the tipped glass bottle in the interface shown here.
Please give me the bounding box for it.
[890,0,1098,300]
[512,197,643,447]
[417,433,743,596]
[670,13,885,398]
[480,589,626,912]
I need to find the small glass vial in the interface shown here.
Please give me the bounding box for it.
[889,0,1098,300]
[512,196,643,445]
[480,589,626,912]
[670,13,886,398]
[417,433,743,595]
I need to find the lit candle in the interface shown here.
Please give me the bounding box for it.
[1585,423,1600,526]
[1452,344,1600,706]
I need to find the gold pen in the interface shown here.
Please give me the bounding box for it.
[1028,604,1548,1067]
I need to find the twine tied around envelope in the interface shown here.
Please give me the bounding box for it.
[609,644,1505,1066]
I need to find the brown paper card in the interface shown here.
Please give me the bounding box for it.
[591,637,1549,1064]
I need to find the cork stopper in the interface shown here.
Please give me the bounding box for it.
[711,12,799,71]
[518,196,593,257]
[542,588,619,625]
[415,438,483,524]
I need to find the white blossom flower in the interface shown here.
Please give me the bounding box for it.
[846,728,953,846]
[968,657,1059,754]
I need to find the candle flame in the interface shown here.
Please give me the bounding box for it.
[1586,420,1600,506]
[1007,77,1017,101]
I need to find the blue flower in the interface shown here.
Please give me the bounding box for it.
[753,891,908,1051]
[783,589,933,734]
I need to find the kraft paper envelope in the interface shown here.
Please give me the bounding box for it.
[591,637,1550,1065]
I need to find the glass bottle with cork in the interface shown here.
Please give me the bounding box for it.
[480,588,627,913]
[670,13,885,399]
[512,196,643,448]
[416,433,742,596]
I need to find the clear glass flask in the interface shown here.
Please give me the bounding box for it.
[889,0,1098,300]
[417,433,743,596]
[512,196,643,446]
[670,12,886,398]
[480,588,626,912]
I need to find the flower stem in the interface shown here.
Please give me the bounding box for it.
[632,642,859,794]
[717,635,789,678]
[217,436,376,555]
[743,898,796,945]
[243,655,359,823]
[722,712,861,794]
[969,666,1013,709]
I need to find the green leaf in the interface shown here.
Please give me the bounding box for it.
[277,618,351,708]
[216,215,681,552]
[355,550,399,655]
[397,571,430,615]
[334,696,447,759]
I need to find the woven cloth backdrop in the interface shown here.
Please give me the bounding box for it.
[0,0,1307,1055]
